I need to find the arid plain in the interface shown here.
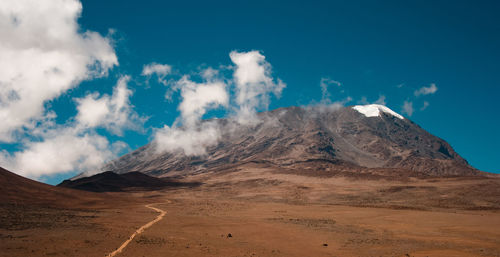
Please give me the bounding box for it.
[1,164,500,257]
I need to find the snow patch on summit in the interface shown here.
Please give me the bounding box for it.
[352,104,404,119]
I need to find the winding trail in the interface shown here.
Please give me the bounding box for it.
[105,201,170,257]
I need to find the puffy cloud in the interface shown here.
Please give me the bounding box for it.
[0,75,142,178]
[414,83,438,96]
[402,100,414,117]
[0,0,117,142]
[142,62,172,85]
[153,73,228,155]
[153,51,288,156]
[0,0,127,179]
[154,121,221,156]
[75,75,144,135]
[176,76,228,127]
[0,126,126,179]
[230,50,286,124]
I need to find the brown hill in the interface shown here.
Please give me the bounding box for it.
[0,167,113,208]
[58,171,200,192]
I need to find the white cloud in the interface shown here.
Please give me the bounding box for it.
[154,51,287,156]
[402,100,414,117]
[176,76,228,127]
[0,0,117,142]
[153,72,228,155]
[230,50,286,124]
[142,62,172,85]
[0,126,126,179]
[154,121,221,156]
[414,83,438,96]
[0,74,142,179]
[75,75,144,135]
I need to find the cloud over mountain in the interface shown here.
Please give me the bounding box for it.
[152,50,285,156]
[154,73,229,156]
[230,50,286,124]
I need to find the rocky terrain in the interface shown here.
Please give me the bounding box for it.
[104,105,479,178]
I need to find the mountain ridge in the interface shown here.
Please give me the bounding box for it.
[101,105,480,178]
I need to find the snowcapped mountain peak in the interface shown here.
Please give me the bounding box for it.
[352,104,404,119]
[103,105,476,177]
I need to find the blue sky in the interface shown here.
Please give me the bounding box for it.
[1,0,499,184]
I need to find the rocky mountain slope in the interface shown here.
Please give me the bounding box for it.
[103,104,479,177]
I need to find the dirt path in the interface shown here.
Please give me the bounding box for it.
[105,201,169,257]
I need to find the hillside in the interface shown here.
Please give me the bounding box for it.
[0,167,113,208]
[59,171,199,192]
[103,105,479,178]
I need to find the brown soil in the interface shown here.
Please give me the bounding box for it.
[1,165,500,257]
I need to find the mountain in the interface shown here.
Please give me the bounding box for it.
[58,171,198,192]
[103,104,480,178]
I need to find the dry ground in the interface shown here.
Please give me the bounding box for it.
[1,165,500,257]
